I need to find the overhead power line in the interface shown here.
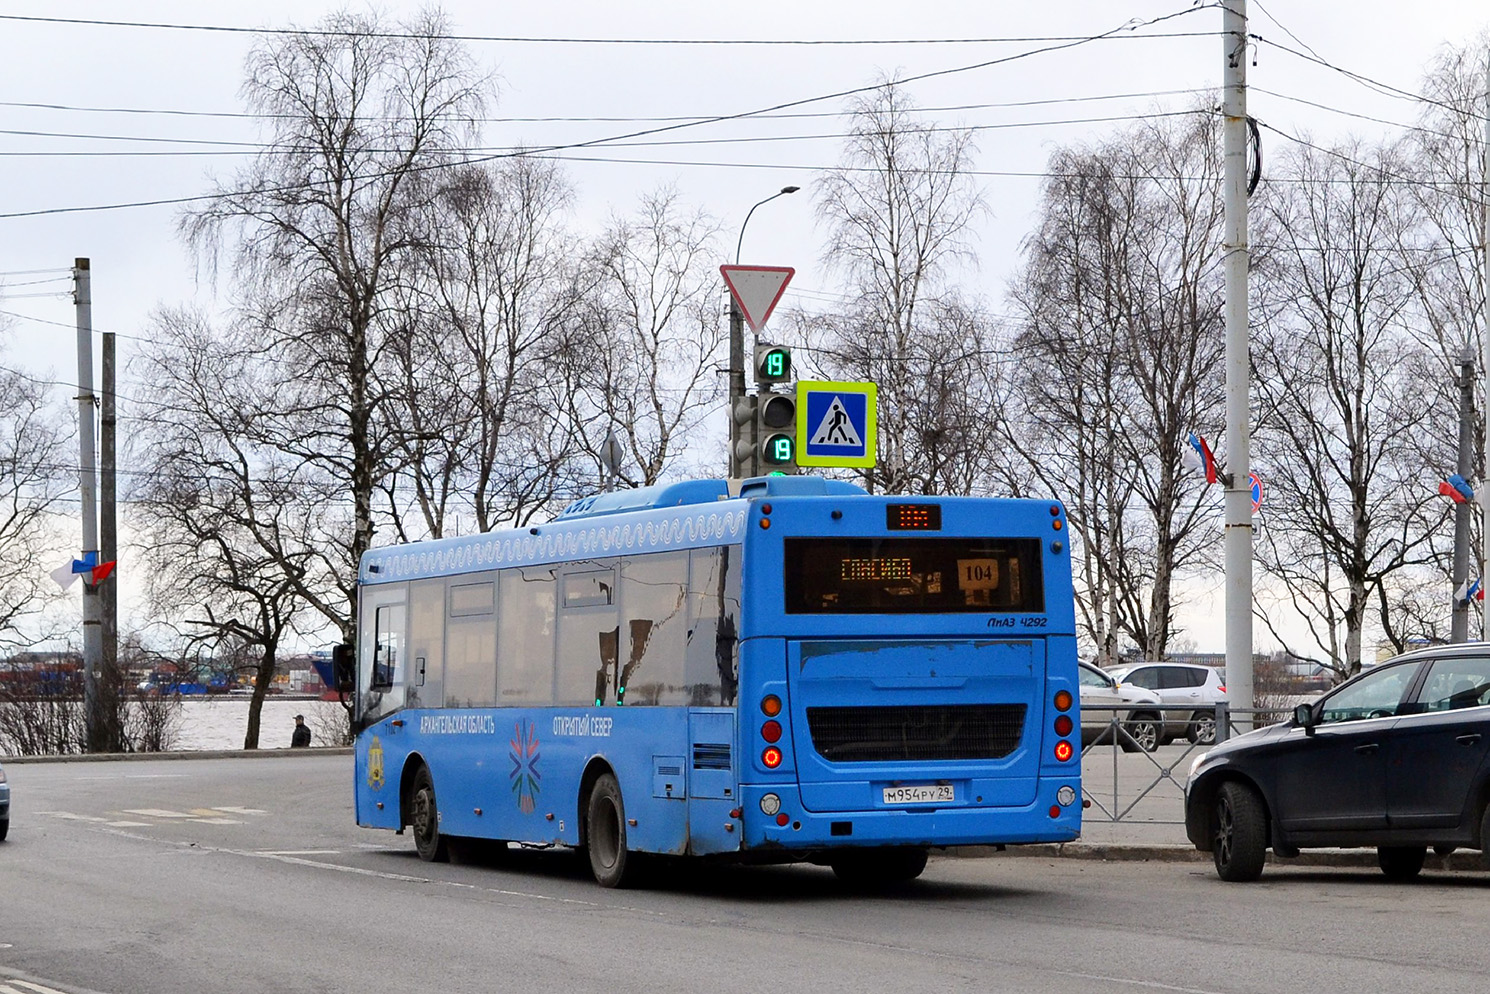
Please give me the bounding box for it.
[0,12,1221,46]
[0,4,1224,219]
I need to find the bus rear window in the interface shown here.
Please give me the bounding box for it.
[783,538,1044,614]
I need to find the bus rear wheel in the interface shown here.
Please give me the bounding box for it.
[410,766,449,863]
[830,847,929,887]
[586,773,641,888]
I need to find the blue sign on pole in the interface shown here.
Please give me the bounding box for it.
[1249,471,1263,514]
[796,380,877,468]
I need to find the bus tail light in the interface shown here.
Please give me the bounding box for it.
[762,746,783,768]
[761,695,782,717]
[1054,740,1074,762]
[760,793,781,816]
[1054,689,1072,711]
[761,720,782,743]
[1054,714,1073,737]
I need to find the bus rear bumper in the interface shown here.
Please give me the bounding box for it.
[736,782,1081,850]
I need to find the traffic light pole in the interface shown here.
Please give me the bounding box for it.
[728,297,750,478]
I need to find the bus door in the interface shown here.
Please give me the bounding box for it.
[786,638,1043,813]
[357,583,408,829]
[687,709,739,854]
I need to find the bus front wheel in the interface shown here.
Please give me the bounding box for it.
[586,773,640,888]
[830,846,928,887]
[410,766,449,863]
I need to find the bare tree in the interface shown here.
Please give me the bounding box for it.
[132,308,315,747]
[565,187,725,488]
[1004,111,1227,662]
[1252,137,1438,681]
[0,363,71,647]
[180,8,486,636]
[804,79,995,495]
[387,156,585,535]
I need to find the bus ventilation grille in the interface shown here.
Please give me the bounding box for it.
[805,704,1027,762]
[693,743,732,770]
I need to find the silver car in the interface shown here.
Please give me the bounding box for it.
[1078,661,1165,752]
[1108,662,1227,744]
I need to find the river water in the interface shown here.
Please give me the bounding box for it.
[169,696,346,751]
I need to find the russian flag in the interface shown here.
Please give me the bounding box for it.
[1454,577,1484,603]
[1184,432,1218,485]
[1439,474,1475,504]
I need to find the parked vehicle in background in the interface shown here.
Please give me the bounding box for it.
[1078,661,1164,753]
[1107,662,1227,744]
[1185,642,1490,882]
[0,759,10,841]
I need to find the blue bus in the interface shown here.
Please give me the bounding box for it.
[339,475,1081,886]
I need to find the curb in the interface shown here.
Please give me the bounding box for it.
[959,842,1488,871]
[1,747,353,764]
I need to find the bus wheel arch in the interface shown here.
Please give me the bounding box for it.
[402,755,449,863]
[578,759,641,888]
[576,758,615,854]
[398,754,429,827]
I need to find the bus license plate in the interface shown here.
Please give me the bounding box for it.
[882,784,953,805]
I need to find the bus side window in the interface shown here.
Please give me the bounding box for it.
[372,604,405,689]
[445,575,497,708]
[497,564,557,705]
[686,546,741,707]
[617,552,689,705]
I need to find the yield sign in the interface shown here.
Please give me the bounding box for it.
[720,265,794,332]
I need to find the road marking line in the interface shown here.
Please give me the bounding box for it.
[212,806,268,815]
[259,849,341,855]
[188,818,244,825]
[106,821,152,827]
[122,809,198,818]
[6,981,73,993]
[38,811,108,823]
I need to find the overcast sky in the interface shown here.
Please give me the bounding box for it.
[1,1,1487,652]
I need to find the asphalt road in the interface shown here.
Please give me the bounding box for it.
[2,754,1488,994]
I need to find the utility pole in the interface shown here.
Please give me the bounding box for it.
[101,330,119,744]
[1221,3,1254,718]
[74,258,104,751]
[1452,351,1474,642]
[1482,48,1490,641]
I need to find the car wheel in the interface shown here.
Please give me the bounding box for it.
[410,766,449,863]
[586,772,642,888]
[1121,715,1161,753]
[1213,782,1267,881]
[1377,846,1426,881]
[1187,710,1217,745]
[1481,803,1490,871]
[0,817,7,842]
[830,847,929,887]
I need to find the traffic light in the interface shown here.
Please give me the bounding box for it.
[757,389,796,473]
[754,345,792,385]
[732,395,759,476]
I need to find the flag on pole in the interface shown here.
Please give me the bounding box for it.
[1183,432,1218,485]
[1454,577,1484,604]
[1439,474,1475,503]
[49,552,116,590]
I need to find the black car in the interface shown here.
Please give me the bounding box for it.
[1185,643,1490,881]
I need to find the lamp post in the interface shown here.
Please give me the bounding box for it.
[728,186,799,478]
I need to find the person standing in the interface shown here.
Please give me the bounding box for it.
[291,714,311,748]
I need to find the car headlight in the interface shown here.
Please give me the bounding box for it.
[1187,752,1209,780]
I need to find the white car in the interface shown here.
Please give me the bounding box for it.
[1107,662,1227,744]
[1077,661,1165,752]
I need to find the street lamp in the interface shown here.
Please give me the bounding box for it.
[728,186,800,478]
[736,186,800,265]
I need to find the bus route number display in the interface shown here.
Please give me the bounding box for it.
[958,559,999,591]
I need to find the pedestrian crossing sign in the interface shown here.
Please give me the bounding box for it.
[796,380,877,468]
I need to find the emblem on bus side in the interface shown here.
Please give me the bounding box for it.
[367,735,385,791]
[510,720,541,814]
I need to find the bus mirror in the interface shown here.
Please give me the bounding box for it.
[332,643,355,693]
